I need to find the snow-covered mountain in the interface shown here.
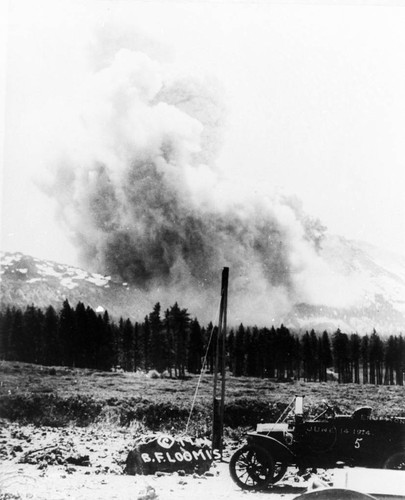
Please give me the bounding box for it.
[0,252,151,321]
[284,236,405,334]
[1,236,405,334]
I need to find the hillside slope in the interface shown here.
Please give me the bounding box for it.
[0,252,151,321]
[284,236,405,333]
[1,236,405,333]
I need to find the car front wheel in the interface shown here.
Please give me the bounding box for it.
[229,444,274,490]
[273,460,288,483]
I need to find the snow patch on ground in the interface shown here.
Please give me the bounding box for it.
[0,422,310,500]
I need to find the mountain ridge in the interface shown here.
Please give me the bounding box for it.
[1,236,405,334]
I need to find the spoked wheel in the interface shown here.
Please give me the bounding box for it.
[383,451,405,470]
[273,461,288,483]
[229,444,274,491]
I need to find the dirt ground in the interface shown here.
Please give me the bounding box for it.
[0,421,323,500]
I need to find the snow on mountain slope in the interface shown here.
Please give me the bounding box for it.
[0,252,151,321]
[286,235,405,334]
[321,236,405,310]
[1,240,405,334]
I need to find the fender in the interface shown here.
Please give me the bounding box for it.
[247,432,296,462]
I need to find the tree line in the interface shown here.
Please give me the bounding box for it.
[0,301,404,385]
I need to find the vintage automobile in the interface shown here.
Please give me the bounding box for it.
[229,396,405,490]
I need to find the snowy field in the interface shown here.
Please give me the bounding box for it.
[1,421,404,500]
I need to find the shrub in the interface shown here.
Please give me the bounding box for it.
[0,394,103,427]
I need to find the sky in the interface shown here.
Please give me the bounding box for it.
[1,0,405,269]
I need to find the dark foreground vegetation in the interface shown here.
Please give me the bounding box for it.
[1,361,404,433]
[1,300,404,385]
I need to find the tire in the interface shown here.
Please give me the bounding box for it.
[383,450,405,470]
[229,444,274,491]
[273,461,288,483]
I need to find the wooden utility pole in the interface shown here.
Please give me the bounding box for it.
[212,267,229,458]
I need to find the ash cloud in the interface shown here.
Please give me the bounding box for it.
[45,36,350,324]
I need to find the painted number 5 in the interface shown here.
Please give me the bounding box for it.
[354,438,363,449]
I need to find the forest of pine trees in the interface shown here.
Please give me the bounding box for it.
[0,300,404,385]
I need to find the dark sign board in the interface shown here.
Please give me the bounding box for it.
[125,434,220,475]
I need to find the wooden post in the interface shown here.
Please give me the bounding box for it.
[212,267,229,457]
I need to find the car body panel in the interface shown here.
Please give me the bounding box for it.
[249,401,405,470]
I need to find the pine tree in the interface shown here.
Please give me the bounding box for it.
[149,303,166,372]
[274,325,293,379]
[349,334,361,384]
[246,327,258,377]
[396,336,405,385]
[21,305,41,363]
[361,335,369,384]
[75,302,90,368]
[163,310,174,376]
[309,330,319,381]
[301,332,313,381]
[142,316,151,371]
[257,328,267,378]
[209,325,218,375]
[0,310,5,359]
[188,319,204,374]
[116,318,125,369]
[122,318,134,371]
[369,330,384,385]
[294,336,302,380]
[227,329,235,374]
[319,331,332,382]
[95,310,114,371]
[133,322,141,372]
[286,329,297,379]
[12,309,25,362]
[59,300,76,366]
[43,306,59,365]
[384,335,396,385]
[233,324,245,376]
[0,307,15,360]
[110,321,120,369]
[332,329,350,383]
[265,326,277,378]
[85,306,100,369]
[168,303,190,378]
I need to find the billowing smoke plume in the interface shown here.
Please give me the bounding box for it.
[46,39,353,324]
